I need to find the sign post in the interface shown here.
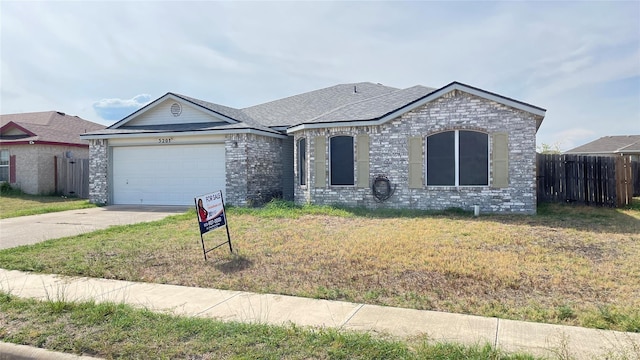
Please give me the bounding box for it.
[194,190,232,260]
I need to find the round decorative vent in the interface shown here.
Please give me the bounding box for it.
[170,102,182,117]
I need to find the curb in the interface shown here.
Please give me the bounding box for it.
[0,342,103,360]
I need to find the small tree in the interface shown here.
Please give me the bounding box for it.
[537,142,561,154]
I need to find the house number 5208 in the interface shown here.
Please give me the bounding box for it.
[158,138,172,144]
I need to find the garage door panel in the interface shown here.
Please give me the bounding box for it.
[112,144,225,205]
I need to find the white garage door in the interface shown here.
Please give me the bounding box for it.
[112,144,225,205]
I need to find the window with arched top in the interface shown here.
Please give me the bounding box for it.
[426,130,489,186]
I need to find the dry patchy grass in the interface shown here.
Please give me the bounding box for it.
[1,201,639,331]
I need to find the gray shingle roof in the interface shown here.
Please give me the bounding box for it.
[1,111,105,145]
[304,85,436,124]
[564,135,640,154]
[171,93,260,126]
[91,81,545,138]
[242,82,399,127]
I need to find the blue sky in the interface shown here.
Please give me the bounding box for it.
[1,1,638,151]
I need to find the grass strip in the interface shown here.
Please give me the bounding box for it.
[0,292,537,359]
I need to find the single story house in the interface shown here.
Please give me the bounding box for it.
[564,135,640,161]
[0,111,106,195]
[82,81,546,213]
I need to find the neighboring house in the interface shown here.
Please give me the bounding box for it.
[82,81,545,213]
[564,135,640,161]
[0,111,106,195]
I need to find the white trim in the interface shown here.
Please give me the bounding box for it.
[81,128,288,140]
[448,83,546,116]
[288,120,377,133]
[287,82,546,133]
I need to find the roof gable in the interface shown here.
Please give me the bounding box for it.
[109,93,245,129]
[0,121,36,138]
[287,81,546,133]
[0,111,105,146]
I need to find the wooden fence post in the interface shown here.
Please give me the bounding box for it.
[615,156,632,207]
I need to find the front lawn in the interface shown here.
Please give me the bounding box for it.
[0,200,638,332]
[0,190,96,219]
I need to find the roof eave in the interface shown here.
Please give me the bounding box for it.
[0,140,88,148]
[81,127,288,140]
[615,149,640,154]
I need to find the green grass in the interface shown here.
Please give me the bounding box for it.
[1,199,639,332]
[0,189,96,219]
[0,293,537,359]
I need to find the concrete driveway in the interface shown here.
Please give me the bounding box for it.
[0,205,189,250]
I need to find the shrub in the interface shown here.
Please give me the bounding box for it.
[0,182,22,195]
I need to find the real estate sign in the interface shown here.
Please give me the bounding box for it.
[195,190,226,234]
[194,190,233,260]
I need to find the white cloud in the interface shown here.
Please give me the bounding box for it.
[92,94,152,121]
[93,94,152,109]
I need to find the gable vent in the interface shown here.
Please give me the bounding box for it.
[170,102,182,117]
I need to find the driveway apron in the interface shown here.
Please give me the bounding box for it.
[0,205,188,250]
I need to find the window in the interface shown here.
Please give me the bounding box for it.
[330,136,354,185]
[0,150,8,182]
[426,130,488,186]
[298,138,306,186]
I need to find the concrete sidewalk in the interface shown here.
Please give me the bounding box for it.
[1,269,638,359]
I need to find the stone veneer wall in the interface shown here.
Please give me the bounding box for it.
[225,134,284,206]
[88,139,108,205]
[294,90,541,214]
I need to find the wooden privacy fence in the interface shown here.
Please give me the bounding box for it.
[55,157,89,198]
[536,154,635,208]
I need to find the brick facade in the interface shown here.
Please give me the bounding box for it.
[0,144,89,195]
[224,134,285,206]
[293,90,540,214]
[88,134,285,207]
[86,87,541,213]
